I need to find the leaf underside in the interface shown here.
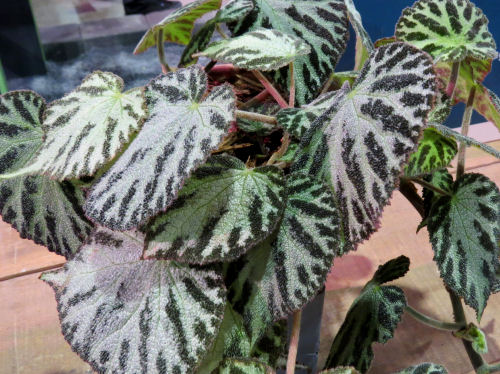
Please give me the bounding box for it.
[134,0,222,54]
[427,173,500,320]
[41,227,226,374]
[395,363,448,374]
[293,42,436,249]
[396,0,497,62]
[231,0,349,105]
[145,155,286,264]
[85,66,235,230]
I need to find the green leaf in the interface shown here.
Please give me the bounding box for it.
[320,368,360,374]
[232,0,349,104]
[198,28,311,71]
[85,66,235,230]
[427,173,500,320]
[0,91,92,258]
[324,256,409,373]
[427,89,452,124]
[422,169,454,219]
[41,227,226,374]
[405,128,457,177]
[237,102,280,135]
[216,0,254,23]
[396,0,497,62]
[134,0,222,54]
[5,72,147,180]
[145,155,286,263]
[293,43,436,249]
[179,20,217,67]
[493,267,500,294]
[217,358,275,374]
[454,323,488,354]
[395,363,448,374]
[344,0,374,70]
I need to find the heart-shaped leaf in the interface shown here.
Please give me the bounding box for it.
[134,0,222,54]
[231,0,349,104]
[41,227,226,374]
[216,0,254,23]
[198,29,311,71]
[396,0,497,62]
[0,91,92,258]
[5,72,147,180]
[217,358,275,374]
[145,155,286,264]
[428,173,500,320]
[293,42,436,249]
[85,66,235,230]
[395,363,448,374]
[344,0,374,70]
[405,128,457,177]
[324,256,409,373]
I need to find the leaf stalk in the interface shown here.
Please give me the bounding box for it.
[446,61,461,99]
[405,305,464,331]
[405,177,452,196]
[235,109,277,125]
[456,85,477,178]
[252,70,288,108]
[286,310,301,374]
[156,32,171,73]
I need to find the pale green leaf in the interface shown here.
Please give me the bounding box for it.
[427,173,500,320]
[85,66,235,230]
[395,363,448,374]
[396,0,497,62]
[324,256,409,373]
[454,323,488,354]
[428,89,452,124]
[216,0,254,23]
[41,227,226,374]
[199,28,311,71]
[134,0,222,54]
[217,358,275,374]
[293,43,436,249]
[231,0,349,104]
[145,155,286,263]
[405,128,457,177]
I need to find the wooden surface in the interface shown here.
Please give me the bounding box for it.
[0,130,499,373]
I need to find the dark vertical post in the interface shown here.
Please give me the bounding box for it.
[0,60,7,93]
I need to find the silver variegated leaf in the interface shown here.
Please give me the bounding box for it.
[199,29,311,71]
[396,0,497,62]
[134,0,222,54]
[145,155,286,264]
[217,358,275,374]
[0,91,92,258]
[395,363,448,374]
[405,128,457,177]
[277,90,337,139]
[41,227,226,374]
[293,42,436,249]
[216,0,254,23]
[325,256,409,373]
[7,72,146,180]
[85,66,236,230]
[427,173,500,320]
[232,0,349,105]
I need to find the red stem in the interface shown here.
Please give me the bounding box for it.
[253,70,288,108]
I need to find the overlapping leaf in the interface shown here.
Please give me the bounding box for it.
[5,72,146,180]
[395,363,448,374]
[427,173,500,320]
[41,227,226,374]
[198,29,311,71]
[396,0,497,61]
[405,128,457,177]
[134,0,222,54]
[324,256,409,373]
[293,42,436,248]
[0,91,92,258]
[216,0,254,23]
[217,358,274,374]
[85,66,235,230]
[179,20,217,67]
[237,102,280,135]
[145,155,286,263]
[321,368,360,374]
[344,0,373,70]
[231,0,349,104]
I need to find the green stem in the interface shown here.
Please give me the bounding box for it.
[235,109,277,125]
[156,32,170,73]
[216,23,229,39]
[405,305,464,331]
[405,177,451,196]
[456,85,476,178]
[486,362,500,373]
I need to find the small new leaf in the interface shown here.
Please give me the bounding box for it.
[85,66,235,230]
[396,0,497,62]
[395,363,448,374]
[145,155,286,263]
[198,29,311,71]
[454,323,488,354]
[427,173,500,320]
[41,227,226,374]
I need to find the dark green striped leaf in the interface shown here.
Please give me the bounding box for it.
[492,268,500,294]
[395,363,448,374]
[427,89,451,124]
[199,29,311,71]
[179,20,217,67]
[294,43,436,249]
[85,66,236,230]
[216,0,254,23]
[396,0,497,62]
[6,72,146,180]
[428,173,500,320]
[134,0,222,54]
[217,358,275,374]
[324,257,409,373]
[145,155,286,263]
[232,0,349,104]
[0,91,92,258]
[41,227,226,374]
[405,128,457,177]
